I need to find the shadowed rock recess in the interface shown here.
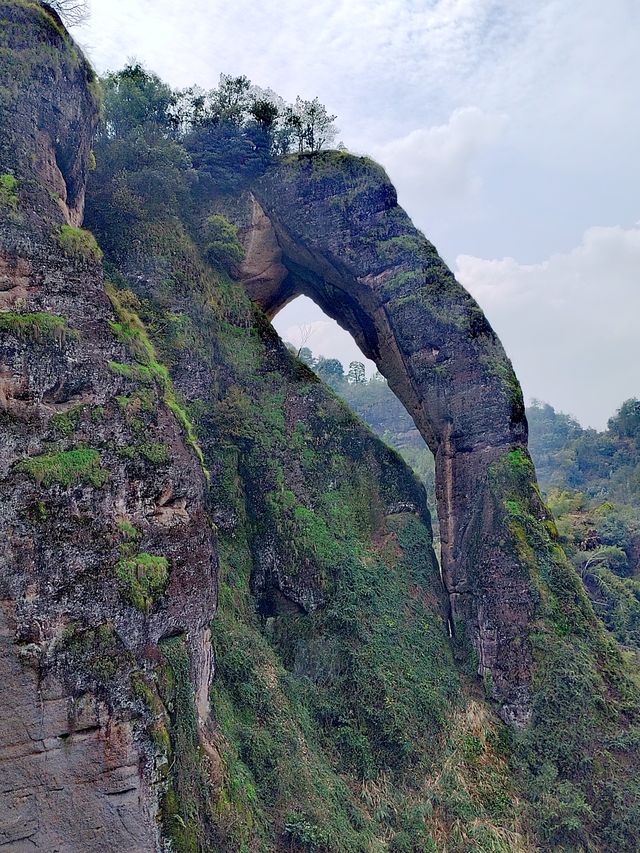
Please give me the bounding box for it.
[1,3,639,852]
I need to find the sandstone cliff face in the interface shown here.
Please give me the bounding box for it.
[0,4,217,848]
[0,605,154,851]
[0,1,97,229]
[83,133,459,853]
[1,4,640,852]
[1,4,457,851]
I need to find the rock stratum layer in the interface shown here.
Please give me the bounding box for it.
[1,3,639,852]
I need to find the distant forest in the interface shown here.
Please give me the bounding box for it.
[292,346,640,650]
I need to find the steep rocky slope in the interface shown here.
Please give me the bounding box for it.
[0,3,216,848]
[0,3,639,852]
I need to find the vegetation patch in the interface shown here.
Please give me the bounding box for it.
[203,214,245,271]
[138,441,171,464]
[48,405,83,436]
[116,387,156,413]
[0,172,18,210]
[585,567,640,648]
[0,311,73,342]
[131,670,171,754]
[480,347,525,414]
[117,518,141,543]
[108,360,154,383]
[158,635,217,852]
[106,284,207,476]
[56,622,128,684]
[56,224,103,262]
[115,552,169,611]
[16,447,109,488]
[377,234,434,268]
[30,499,49,522]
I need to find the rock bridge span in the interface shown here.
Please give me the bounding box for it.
[239,152,543,723]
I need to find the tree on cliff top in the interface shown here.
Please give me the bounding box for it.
[100,64,175,138]
[609,398,640,441]
[283,97,338,153]
[46,0,90,26]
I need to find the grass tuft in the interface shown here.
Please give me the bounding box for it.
[115,552,169,611]
[0,311,73,342]
[57,224,103,262]
[16,448,109,488]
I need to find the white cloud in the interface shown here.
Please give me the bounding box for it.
[78,0,511,111]
[371,107,507,219]
[456,224,640,428]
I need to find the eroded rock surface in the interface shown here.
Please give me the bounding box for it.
[0,603,155,852]
[0,3,217,844]
[237,154,554,722]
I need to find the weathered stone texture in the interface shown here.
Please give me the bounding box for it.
[0,3,218,846]
[0,603,156,852]
[240,154,547,722]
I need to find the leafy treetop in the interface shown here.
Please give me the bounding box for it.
[98,64,338,158]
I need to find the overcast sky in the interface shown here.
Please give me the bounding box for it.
[76,0,639,429]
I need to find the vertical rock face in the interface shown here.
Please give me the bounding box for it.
[0,6,454,850]
[0,1,98,229]
[0,603,154,852]
[0,3,217,846]
[243,153,565,723]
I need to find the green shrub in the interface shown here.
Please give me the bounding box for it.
[389,832,411,853]
[57,224,103,261]
[117,518,141,542]
[0,311,72,342]
[283,813,329,851]
[0,173,18,210]
[16,448,109,488]
[203,214,245,271]
[237,726,279,786]
[586,567,640,648]
[115,552,169,611]
[524,764,594,848]
[48,406,83,436]
[139,442,171,464]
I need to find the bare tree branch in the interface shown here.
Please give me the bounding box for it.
[45,0,91,27]
[295,323,314,357]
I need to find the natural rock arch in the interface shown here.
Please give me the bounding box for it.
[238,152,549,724]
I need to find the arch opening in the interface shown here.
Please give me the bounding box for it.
[273,293,440,544]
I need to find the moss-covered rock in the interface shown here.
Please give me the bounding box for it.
[16,447,109,487]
